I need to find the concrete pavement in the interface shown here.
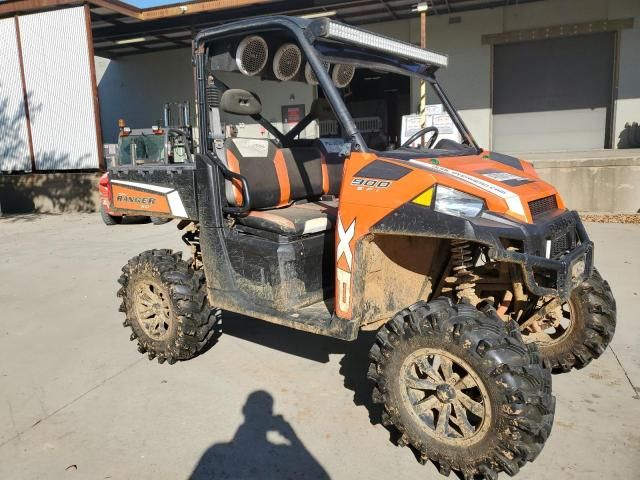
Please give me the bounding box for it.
[0,214,638,479]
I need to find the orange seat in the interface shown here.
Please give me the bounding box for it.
[237,200,338,236]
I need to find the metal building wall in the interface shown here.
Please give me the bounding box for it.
[0,18,31,172]
[19,7,100,170]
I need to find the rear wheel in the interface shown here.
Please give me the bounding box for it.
[150,217,171,225]
[117,249,220,364]
[368,298,554,478]
[100,205,122,225]
[520,269,616,373]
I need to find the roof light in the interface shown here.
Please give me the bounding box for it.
[311,19,448,68]
[116,37,146,45]
[412,2,429,13]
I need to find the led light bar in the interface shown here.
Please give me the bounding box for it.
[311,19,448,68]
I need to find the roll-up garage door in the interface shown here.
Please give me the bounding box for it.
[0,18,31,172]
[492,32,615,153]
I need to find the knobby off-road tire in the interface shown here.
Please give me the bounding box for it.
[118,249,220,364]
[535,269,616,373]
[368,298,554,479]
[100,205,122,226]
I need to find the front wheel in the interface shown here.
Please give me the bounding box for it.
[519,269,616,373]
[117,249,220,364]
[368,298,554,478]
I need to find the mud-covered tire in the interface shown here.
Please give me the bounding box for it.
[538,269,616,373]
[101,205,122,226]
[150,217,171,225]
[117,249,220,364]
[368,298,554,479]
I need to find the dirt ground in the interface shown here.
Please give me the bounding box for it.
[0,213,638,480]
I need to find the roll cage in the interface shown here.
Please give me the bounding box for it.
[193,15,480,161]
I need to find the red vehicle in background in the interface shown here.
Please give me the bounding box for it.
[99,172,123,225]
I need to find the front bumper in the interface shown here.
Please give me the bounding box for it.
[481,210,593,300]
[488,218,593,299]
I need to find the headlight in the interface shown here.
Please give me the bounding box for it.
[434,186,485,217]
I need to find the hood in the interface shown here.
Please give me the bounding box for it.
[394,151,563,224]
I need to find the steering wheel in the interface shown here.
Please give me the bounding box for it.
[402,126,439,149]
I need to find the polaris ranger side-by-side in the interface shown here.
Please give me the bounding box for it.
[107,17,616,478]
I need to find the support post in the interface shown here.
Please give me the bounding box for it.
[14,15,36,172]
[420,10,427,125]
[416,2,428,145]
[84,3,106,171]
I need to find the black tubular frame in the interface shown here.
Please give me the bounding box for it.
[192,15,482,224]
[430,79,480,152]
[194,16,481,164]
[194,16,366,156]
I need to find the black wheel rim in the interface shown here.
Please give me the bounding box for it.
[400,348,491,445]
[133,280,173,341]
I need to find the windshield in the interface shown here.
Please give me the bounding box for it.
[118,135,166,165]
[315,67,477,158]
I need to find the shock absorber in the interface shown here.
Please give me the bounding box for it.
[180,222,203,270]
[443,240,481,305]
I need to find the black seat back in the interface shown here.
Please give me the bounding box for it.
[314,139,350,197]
[224,139,326,210]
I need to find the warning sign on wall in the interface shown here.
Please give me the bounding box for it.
[401,104,461,147]
[281,104,306,133]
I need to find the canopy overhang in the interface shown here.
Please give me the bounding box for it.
[0,0,546,58]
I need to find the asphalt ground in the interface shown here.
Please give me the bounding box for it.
[0,213,638,479]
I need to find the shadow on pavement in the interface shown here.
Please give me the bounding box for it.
[0,212,61,223]
[189,390,329,480]
[223,313,382,424]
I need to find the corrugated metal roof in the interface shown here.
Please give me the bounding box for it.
[0,0,548,58]
[88,0,547,58]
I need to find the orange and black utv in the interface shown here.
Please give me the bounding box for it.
[108,16,616,479]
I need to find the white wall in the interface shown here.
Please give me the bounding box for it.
[0,17,31,172]
[1,6,99,172]
[20,6,100,170]
[97,48,195,143]
[96,49,315,143]
[609,0,640,148]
